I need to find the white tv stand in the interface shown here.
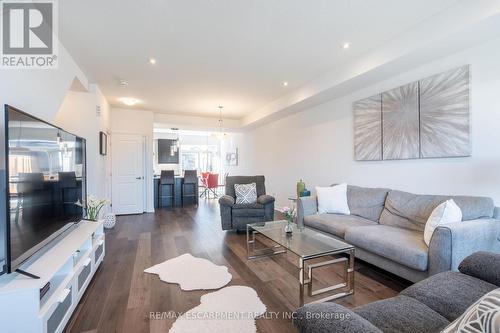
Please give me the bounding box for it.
[0,221,105,333]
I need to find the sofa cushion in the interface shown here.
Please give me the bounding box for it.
[304,214,376,238]
[294,302,383,333]
[232,207,265,217]
[458,251,500,287]
[344,225,428,271]
[347,185,390,222]
[401,271,498,321]
[379,190,495,232]
[233,203,264,210]
[225,175,266,198]
[354,295,449,333]
[232,216,266,230]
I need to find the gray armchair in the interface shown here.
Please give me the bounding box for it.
[218,175,275,231]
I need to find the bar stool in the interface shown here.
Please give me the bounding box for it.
[182,170,198,206]
[158,170,175,207]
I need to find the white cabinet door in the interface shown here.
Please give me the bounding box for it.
[111,134,144,214]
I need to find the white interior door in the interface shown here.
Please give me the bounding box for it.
[111,134,144,214]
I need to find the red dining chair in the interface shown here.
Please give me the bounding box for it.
[218,172,229,192]
[199,172,210,198]
[206,173,219,198]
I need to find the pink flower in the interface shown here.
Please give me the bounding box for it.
[282,207,290,213]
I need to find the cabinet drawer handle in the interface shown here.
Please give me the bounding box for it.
[57,288,71,303]
[84,258,91,267]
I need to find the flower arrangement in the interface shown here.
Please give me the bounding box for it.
[282,206,296,233]
[75,195,107,221]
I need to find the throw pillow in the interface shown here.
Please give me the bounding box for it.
[441,288,500,333]
[315,183,350,215]
[424,199,462,246]
[234,183,257,204]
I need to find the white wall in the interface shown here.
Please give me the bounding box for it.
[241,38,500,207]
[0,46,88,124]
[111,108,155,212]
[55,86,111,209]
[221,133,249,177]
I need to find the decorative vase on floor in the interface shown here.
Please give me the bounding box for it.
[103,213,116,229]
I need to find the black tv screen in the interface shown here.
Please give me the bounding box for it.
[4,105,86,273]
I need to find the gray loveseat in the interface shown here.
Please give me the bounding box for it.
[297,185,500,282]
[219,175,275,231]
[294,251,500,333]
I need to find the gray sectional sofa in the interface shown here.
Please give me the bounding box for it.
[294,251,500,333]
[297,185,500,282]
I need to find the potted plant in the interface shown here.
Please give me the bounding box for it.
[282,206,296,234]
[75,195,107,221]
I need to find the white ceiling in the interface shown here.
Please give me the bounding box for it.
[60,0,459,119]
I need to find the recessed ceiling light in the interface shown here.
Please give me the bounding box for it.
[118,97,141,106]
[149,58,156,65]
[118,79,129,87]
[342,42,351,49]
[283,81,288,86]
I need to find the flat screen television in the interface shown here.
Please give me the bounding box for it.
[3,105,86,274]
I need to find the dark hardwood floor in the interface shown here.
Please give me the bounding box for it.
[65,200,410,333]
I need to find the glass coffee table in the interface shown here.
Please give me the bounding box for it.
[247,220,355,306]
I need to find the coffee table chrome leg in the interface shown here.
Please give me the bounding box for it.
[246,225,251,258]
[299,250,356,306]
[252,228,256,252]
[299,257,305,307]
[247,227,286,259]
[347,249,355,294]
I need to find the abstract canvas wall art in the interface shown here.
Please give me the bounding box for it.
[419,65,470,158]
[382,82,419,160]
[353,65,470,161]
[225,148,239,166]
[354,95,382,161]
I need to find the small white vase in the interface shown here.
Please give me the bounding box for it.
[103,213,116,229]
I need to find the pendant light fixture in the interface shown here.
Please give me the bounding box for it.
[170,128,179,156]
[56,130,64,149]
[174,131,180,152]
[216,105,229,141]
[171,128,179,154]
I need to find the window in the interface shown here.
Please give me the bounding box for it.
[180,144,220,173]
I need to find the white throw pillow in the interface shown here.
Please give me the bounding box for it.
[424,199,462,246]
[441,288,500,333]
[234,183,257,204]
[315,183,350,215]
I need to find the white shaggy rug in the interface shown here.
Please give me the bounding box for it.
[144,253,232,290]
[169,286,267,333]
